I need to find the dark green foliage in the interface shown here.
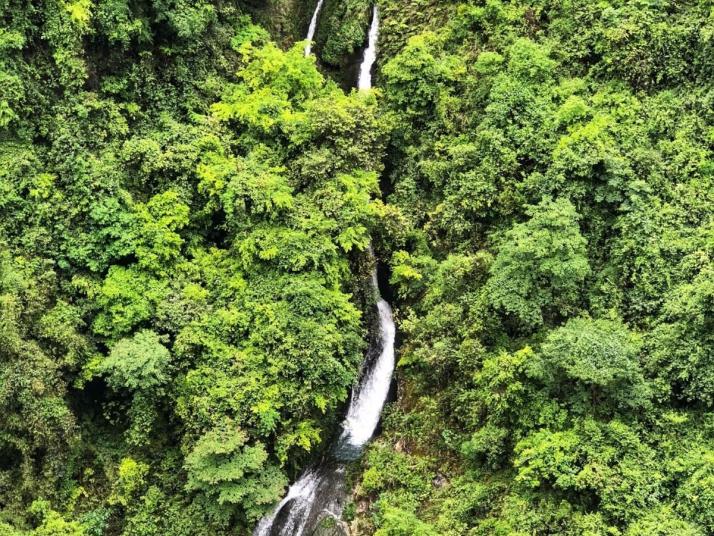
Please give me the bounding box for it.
[350,1,714,534]
[0,253,77,513]
[0,1,386,533]
[314,0,372,66]
[1,0,713,534]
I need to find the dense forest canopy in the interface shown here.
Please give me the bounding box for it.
[0,0,713,535]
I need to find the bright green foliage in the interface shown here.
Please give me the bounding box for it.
[648,266,714,404]
[2,0,714,533]
[624,506,704,536]
[373,507,439,536]
[676,453,714,532]
[533,317,650,413]
[486,197,590,329]
[0,0,386,532]
[513,428,581,489]
[28,500,85,536]
[108,458,149,508]
[184,423,287,522]
[514,420,664,522]
[350,0,714,534]
[100,331,170,391]
[92,267,167,340]
[0,521,25,535]
[132,191,190,274]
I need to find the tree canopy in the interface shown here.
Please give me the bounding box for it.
[1,0,713,534]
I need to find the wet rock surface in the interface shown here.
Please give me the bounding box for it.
[311,517,351,536]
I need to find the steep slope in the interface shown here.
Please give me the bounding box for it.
[350,1,714,534]
[1,1,713,535]
[0,2,385,534]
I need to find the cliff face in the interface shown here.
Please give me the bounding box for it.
[244,0,314,48]
[244,0,373,89]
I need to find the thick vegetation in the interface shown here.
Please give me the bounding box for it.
[0,1,386,533]
[1,0,713,535]
[352,0,714,535]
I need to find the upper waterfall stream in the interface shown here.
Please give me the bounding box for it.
[254,7,388,536]
[303,0,324,57]
[357,6,379,90]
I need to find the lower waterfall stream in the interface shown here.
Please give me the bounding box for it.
[254,7,386,536]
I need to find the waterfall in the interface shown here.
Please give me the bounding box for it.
[358,6,379,91]
[304,0,324,57]
[255,8,388,536]
[254,252,393,536]
[253,470,320,536]
[337,282,395,451]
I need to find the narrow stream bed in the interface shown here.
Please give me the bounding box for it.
[254,7,387,536]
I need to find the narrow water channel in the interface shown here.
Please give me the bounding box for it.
[253,6,388,536]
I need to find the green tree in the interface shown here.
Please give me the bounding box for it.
[676,452,714,532]
[486,197,590,329]
[184,422,287,523]
[533,317,650,413]
[100,330,170,391]
[648,267,714,405]
[374,506,439,536]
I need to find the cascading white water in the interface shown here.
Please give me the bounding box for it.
[339,289,395,448]
[253,470,319,536]
[357,6,379,91]
[254,464,348,536]
[304,0,324,57]
[254,258,393,536]
[255,9,387,536]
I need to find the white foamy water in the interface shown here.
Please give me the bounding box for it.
[357,6,379,90]
[339,297,395,447]
[253,470,319,536]
[304,0,324,57]
[254,257,395,535]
